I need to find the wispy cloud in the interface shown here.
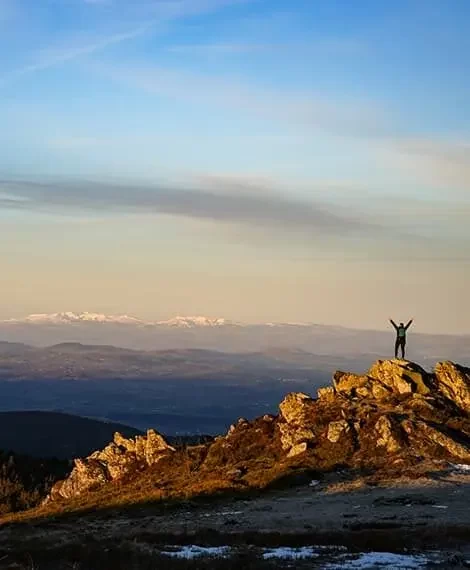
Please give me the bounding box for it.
[30,26,149,72]
[0,26,150,86]
[0,0,249,86]
[0,177,382,239]
[389,138,470,192]
[166,38,364,56]
[93,62,387,139]
[1,176,468,264]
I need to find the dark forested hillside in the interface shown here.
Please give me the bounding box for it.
[0,450,69,514]
[0,411,143,459]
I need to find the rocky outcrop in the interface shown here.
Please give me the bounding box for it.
[46,429,175,502]
[47,359,470,506]
[333,359,431,399]
[278,392,316,456]
[435,362,470,413]
[326,419,350,443]
[369,360,431,395]
[374,415,402,453]
[50,458,110,502]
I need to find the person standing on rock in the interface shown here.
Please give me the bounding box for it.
[389,318,413,359]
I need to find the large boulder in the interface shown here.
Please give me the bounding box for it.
[114,431,136,452]
[136,429,176,465]
[89,441,138,480]
[402,419,470,462]
[333,360,431,400]
[374,415,402,453]
[368,360,431,395]
[317,386,335,401]
[278,393,316,456]
[333,371,390,400]
[435,362,470,413]
[278,421,315,455]
[279,392,315,424]
[47,458,110,502]
[327,420,350,443]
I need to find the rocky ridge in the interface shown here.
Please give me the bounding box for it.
[46,359,470,503]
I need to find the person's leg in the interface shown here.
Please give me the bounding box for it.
[395,338,400,358]
[401,340,406,359]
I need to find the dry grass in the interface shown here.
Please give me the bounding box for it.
[2,523,470,569]
[0,541,315,570]
[0,418,293,525]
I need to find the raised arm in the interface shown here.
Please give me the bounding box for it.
[405,319,413,330]
[389,319,398,330]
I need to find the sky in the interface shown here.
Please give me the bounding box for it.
[0,0,469,333]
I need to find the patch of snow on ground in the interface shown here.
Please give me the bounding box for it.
[452,463,470,471]
[326,551,428,569]
[263,547,319,560]
[159,545,430,567]
[161,546,230,559]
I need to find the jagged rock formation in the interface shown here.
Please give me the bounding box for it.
[46,429,175,501]
[47,359,470,504]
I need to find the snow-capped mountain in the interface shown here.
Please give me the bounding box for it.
[2,313,238,328]
[156,316,237,328]
[4,312,147,326]
[1,313,468,361]
[0,313,335,330]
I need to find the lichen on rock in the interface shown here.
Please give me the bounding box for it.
[327,420,350,443]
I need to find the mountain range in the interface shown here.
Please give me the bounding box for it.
[2,313,469,362]
[2,312,237,327]
[1,314,469,437]
[2,311,351,328]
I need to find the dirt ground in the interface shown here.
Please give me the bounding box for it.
[2,464,470,554]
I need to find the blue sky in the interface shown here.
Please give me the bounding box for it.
[1,0,469,332]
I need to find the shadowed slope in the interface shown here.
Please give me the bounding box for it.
[0,412,143,459]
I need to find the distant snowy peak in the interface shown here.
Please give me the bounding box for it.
[2,313,325,329]
[156,316,237,328]
[265,322,313,328]
[3,313,240,328]
[6,312,146,325]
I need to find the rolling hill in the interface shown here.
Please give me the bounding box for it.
[0,411,143,459]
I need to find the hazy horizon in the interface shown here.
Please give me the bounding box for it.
[1,0,469,335]
[1,310,470,337]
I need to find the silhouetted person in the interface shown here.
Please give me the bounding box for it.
[390,318,413,359]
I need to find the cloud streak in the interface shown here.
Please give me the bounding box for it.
[2,176,468,266]
[21,27,149,74]
[390,138,470,192]
[0,26,151,87]
[0,177,382,239]
[3,175,466,263]
[166,39,364,56]
[94,62,387,139]
[0,0,249,86]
